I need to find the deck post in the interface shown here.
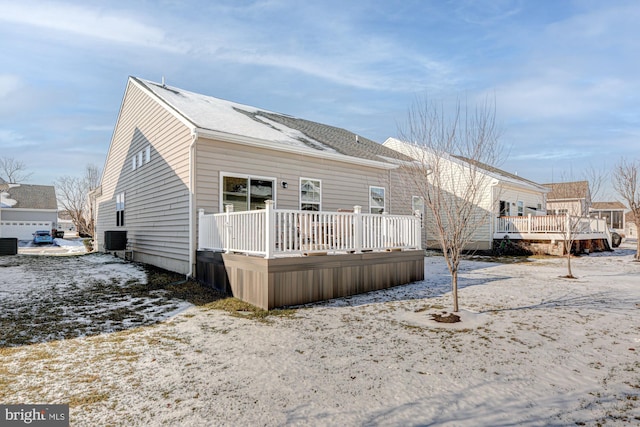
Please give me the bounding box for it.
[264,200,275,259]
[527,213,532,233]
[354,205,362,253]
[225,204,234,254]
[198,209,205,250]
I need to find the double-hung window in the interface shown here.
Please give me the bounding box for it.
[300,178,321,211]
[370,186,385,214]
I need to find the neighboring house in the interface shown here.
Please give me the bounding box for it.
[589,201,626,234]
[543,181,591,216]
[382,137,550,250]
[94,77,419,276]
[57,210,78,234]
[625,211,637,238]
[0,183,58,240]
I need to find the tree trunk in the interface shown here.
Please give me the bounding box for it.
[451,269,459,312]
[566,247,573,278]
[636,237,640,261]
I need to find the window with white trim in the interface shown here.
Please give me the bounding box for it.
[517,201,524,216]
[300,178,321,211]
[369,186,385,214]
[116,192,125,226]
[222,175,274,211]
[412,195,424,227]
[145,146,151,163]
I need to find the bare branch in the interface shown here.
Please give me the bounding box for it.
[612,158,640,260]
[55,164,101,238]
[395,95,503,312]
[0,157,33,183]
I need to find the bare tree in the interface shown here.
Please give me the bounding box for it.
[56,164,100,238]
[546,179,590,278]
[545,165,609,278]
[612,159,640,260]
[393,96,503,313]
[0,157,32,183]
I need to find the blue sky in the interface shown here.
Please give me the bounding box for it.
[1,0,638,199]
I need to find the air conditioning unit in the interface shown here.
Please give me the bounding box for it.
[0,238,18,256]
[104,231,127,251]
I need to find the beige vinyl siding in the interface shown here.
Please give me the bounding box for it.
[194,138,394,215]
[95,80,193,274]
[498,185,545,216]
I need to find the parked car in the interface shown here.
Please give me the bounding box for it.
[33,230,54,245]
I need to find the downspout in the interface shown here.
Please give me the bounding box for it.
[188,129,198,279]
[490,180,499,244]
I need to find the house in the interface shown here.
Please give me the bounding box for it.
[625,211,637,238]
[94,77,424,308]
[382,137,550,251]
[0,183,58,240]
[589,201,626,234]
[543,181,591,216]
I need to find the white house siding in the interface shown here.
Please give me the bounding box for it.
[382,138,548,251]
[547,200,585,216]
[95,80,193,275]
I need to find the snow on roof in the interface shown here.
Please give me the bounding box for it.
[136,78,337,153]
[383,137,548,192]
[0,184,57,209]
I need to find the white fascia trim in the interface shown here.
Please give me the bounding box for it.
[129,77,197,131]
[195,128,398,170]
[497,180,550,194]
[0,208,58,213]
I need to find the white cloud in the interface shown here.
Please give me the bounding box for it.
[0,1,184,52]
[0,74,22,99]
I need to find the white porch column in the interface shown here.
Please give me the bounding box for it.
[197,209,205,250]
[354,205,362,253]
[225,204,234,254]
[264,200,276,259]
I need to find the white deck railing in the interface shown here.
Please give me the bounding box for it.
[198,201,422,258]
[495,214,612,247]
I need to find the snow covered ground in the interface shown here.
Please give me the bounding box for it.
[18,237,88,255]
[1,242,639,426]
[0,250,192,346]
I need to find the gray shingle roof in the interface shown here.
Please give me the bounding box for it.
[134,77,413,164]
[0,184,57,210]
[591,201,627,210]
[542,181,590,200]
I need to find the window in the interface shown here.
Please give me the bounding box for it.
[517,201,524,217]
[132,156,136,171]
[138,151,143,167]
[222,175,274,211]
[499,201,509,216]
[300,178,321,211]
[370,186,385,214]
[145,146,151,163]
[116,192,125,226]
[412,196,424,227]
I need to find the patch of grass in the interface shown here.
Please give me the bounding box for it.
[201,297,297,321]
[414,304,445,312]
[68,391,110,408]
